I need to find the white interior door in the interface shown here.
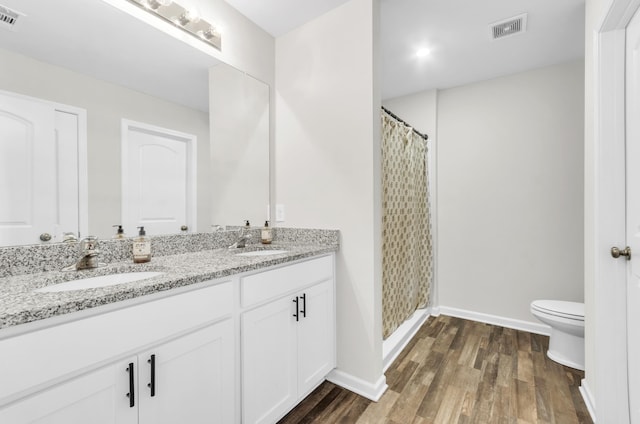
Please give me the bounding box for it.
[0,93,56,246]
[0,92,85,246]
[122,120,196,236]
[626,7,640,422]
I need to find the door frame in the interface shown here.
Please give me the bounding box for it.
[52,102,89,240]
[120,119,197,234]
[591,0,640,421]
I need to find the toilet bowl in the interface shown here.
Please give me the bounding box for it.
[530,300,584,371]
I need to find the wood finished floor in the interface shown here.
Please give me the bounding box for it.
[278,315,592,424]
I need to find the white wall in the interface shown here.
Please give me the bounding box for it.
[275,0,384,395]
[437,60,585,324]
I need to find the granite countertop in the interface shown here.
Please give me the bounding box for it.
[0,243,337,330]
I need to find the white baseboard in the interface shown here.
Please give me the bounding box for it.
[326,369,387,402]
[579,378,597,423]
[383,307,430,372]
[438,306,551,336]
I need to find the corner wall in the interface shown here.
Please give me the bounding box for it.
[274,0,384,397]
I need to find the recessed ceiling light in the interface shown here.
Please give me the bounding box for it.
[416,48,431,58]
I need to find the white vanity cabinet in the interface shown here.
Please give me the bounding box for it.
[241,255,335,424]
[0,281,235,424]
[0,251,337,424]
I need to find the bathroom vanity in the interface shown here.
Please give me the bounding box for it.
[0,236,337,424]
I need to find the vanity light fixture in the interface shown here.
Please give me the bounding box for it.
[126,0,221,50]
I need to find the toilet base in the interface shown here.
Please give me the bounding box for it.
[546,328,584,371]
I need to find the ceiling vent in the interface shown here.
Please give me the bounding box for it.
[0,4,23,31]
[490,13,527,40]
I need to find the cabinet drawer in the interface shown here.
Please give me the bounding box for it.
[241,255,333,308]
[0,281,232,404]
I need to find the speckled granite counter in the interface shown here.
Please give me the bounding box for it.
[0,240,338,330]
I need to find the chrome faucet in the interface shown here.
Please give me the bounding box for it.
[63,236,101,271]
[229,221,252,249]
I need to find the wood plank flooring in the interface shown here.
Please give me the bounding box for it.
[278,315,592,424]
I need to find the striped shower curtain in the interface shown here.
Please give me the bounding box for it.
[381,110,433,339]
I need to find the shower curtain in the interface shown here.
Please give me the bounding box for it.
[381,110,433,339]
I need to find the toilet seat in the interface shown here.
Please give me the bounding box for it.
[531,300,584,321]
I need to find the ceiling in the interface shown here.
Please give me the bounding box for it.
[226,0,586,100]
[380,0,585,99]
[0,0,585,109]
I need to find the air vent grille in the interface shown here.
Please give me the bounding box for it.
[490,13,527,40]
[0,4,21,30]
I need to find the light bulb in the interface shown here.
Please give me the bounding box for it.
[145,0,171,10]
[197,26,217,40]
[416,48,431,58]
[176,8,200,25]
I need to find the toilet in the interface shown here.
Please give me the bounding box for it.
[530,300,585,371]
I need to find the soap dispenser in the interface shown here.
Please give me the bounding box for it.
[112,225,126,239]
[132,226,151,263]
[261,221,272,244]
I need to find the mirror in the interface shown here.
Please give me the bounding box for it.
[0,0,270,246]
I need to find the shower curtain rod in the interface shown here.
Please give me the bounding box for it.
[381,106,429,141]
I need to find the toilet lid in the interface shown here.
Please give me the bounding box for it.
[531,300,584,320]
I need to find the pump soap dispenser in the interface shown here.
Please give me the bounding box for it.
[133,226,151,263]
[112,225,126,239]
[261,221,273,244]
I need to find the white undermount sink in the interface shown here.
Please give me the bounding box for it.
[236,249,288,257]
[34,271,165,293]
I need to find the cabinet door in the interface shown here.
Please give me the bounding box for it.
[297,280,335,396]
[0,358,137,424]
[242,296,297,424]
[138,319,235,424]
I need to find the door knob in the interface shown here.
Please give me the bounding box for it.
[39,233,52,242]
[611,246,631,260]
